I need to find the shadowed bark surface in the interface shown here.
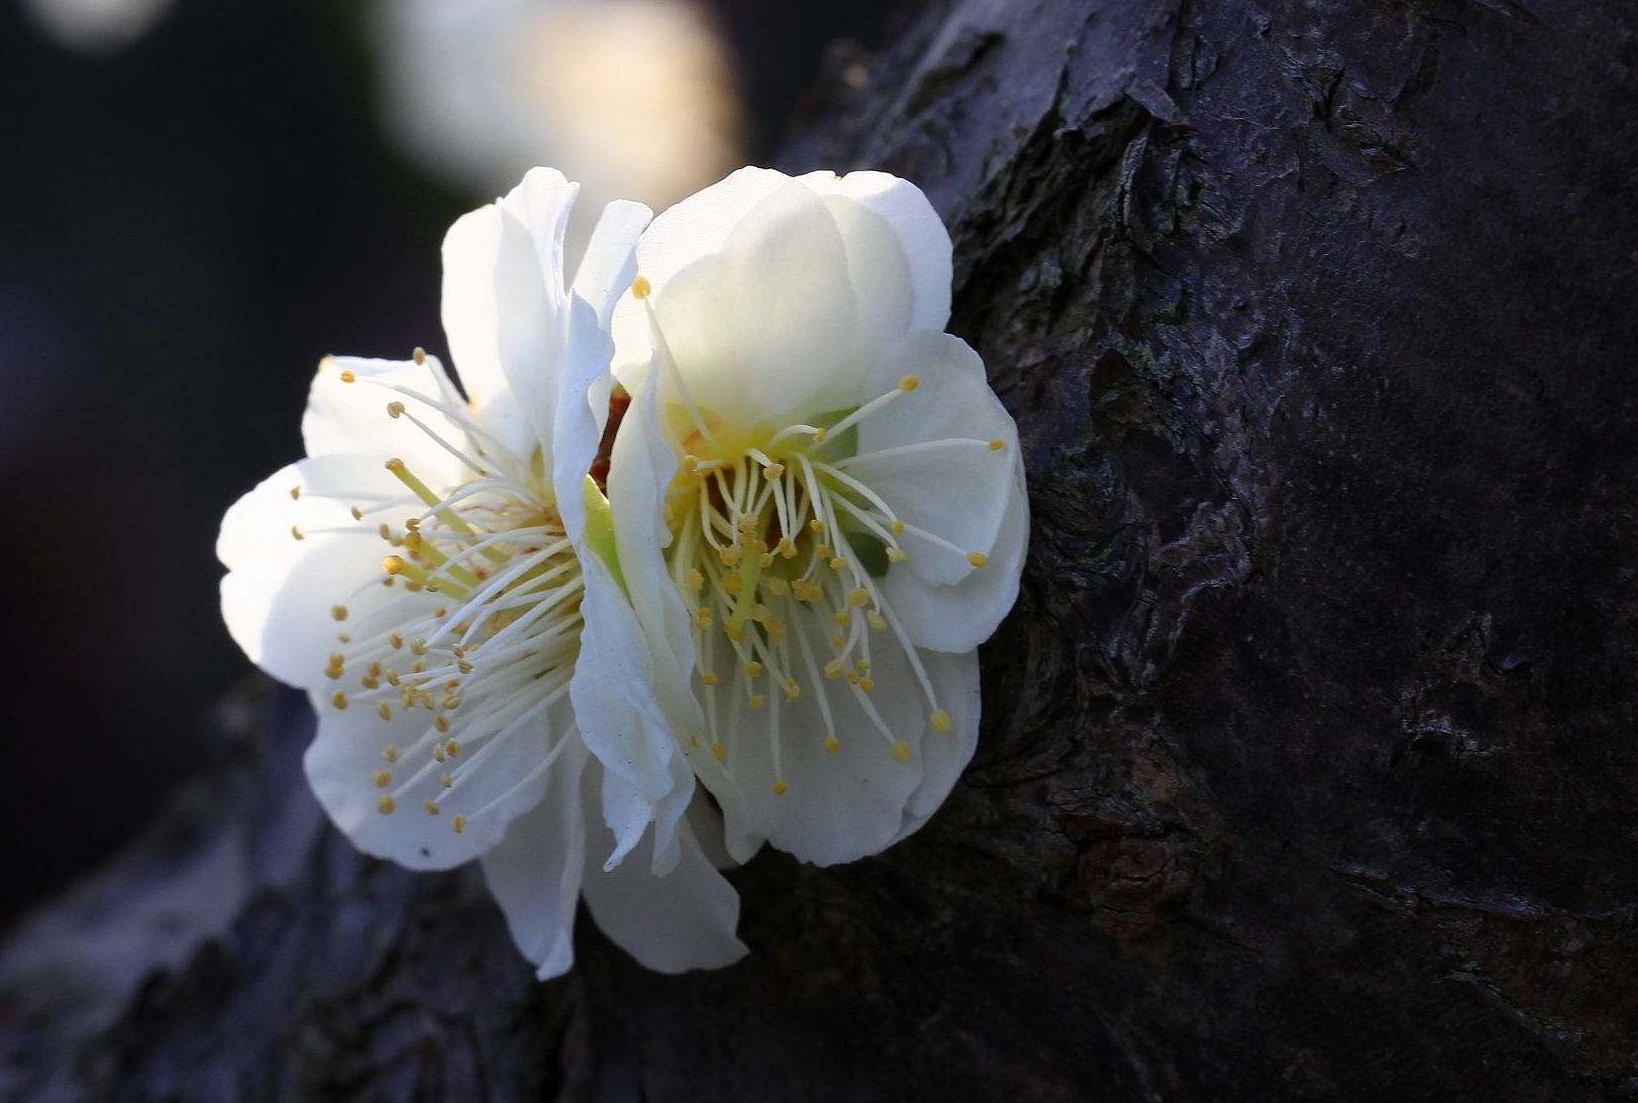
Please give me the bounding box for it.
[5,0,1638,1100]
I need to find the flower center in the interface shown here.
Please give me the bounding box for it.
[656,375,986,794]
[313,361,584,834]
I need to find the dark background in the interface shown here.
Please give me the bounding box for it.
[0,0,899,922]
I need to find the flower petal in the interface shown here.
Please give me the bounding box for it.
[580,759,747,974]
[219,453,432,689]
[572,199,652,330]
[848,331,1021,588]
[891,647,980,844]
[877,454,1028,652]
[798,169,953,349]
[301,355,467,486]
[303,681,575,871]
[689,605,961,867]
[640,182,861,427]
[479,739,591,980]
[441,171,576,459]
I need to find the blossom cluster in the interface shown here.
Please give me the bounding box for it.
[219,166,1027,977]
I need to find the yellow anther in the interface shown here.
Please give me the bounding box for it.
[631,274,652,299]
[291,525,305,541]
[331,604,349,621]
[373,769,391,788]
[385,457,406,473]
[891,739,912,763]
[778,537,797,558]
[886,547,908,563]
[382,744,399,763]
[817,543,831,557]
[387,401,405,418]
[434,744,446,763]
[765,462,785,478]
[435,715,451,734]
[378,795,395,814]
[332,691,348,709]
[386,669,402,687]
[824,660,844,680]
[351,506,364,520]
[452,813,466,834]
[765,577,790,596]
[834,610,851,627]
[685,568,704,588]
[327,651,345,670]
[441,772,452,788]
[856,659,870,671]
[442,696,461,710]
[772,780,789,795]
[967,551,990,568]
[289,485,301,500]
[751,603,772,623]
[383,555,407,575]
[711,740,726,761]
[829,556,847,571]
[784,679,801,702]
[424,799,440,816]
[457,660,473,675]
[761,552,775,567]
[846,670,860,685]
[377,702,392,720]
[389,633,403,649]
[859,677,875,693]
[989,438,1005,451]
[722,571,743,595]
[824,734,840,753]
[411,637,429,655]
[413,347,427,364]
[813,427,828,443]
[445,739,460,756]
[832,634,845,649]
[899,374,921,392]
[749,695,766,709]
[378,523,392,541]
[746,661,763,677]
[891,520,905,536]
[809,519,825,533]
[930,708,953,732]
[724,623,744,642]
[867,610,889,631]
[701,672,718,686]
[360,676,380,690]
[339,369,356,383]
[847,587,870,607]
[765,617,787,637]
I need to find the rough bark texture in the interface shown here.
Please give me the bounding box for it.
[5,0,1638,1100]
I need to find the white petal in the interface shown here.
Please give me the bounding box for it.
[643,182,861,427]
[798,169,953,348]
[479,739,590,980]
[569,550,695,866]
[303,687,574,872]
[580,760,747,973]
[692,607,955,867]
[441,172,576,460]
[891,648,980,844]
[849,331,1021,588]
[878,454,1028,652]
[572,199,652,329]
[606,375,702,725]
[301,355,467,487]
[610,167,791,384]
[219,454,434,689]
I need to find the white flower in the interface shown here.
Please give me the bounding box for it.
[605,168,1029,866]
[217,168,745,978]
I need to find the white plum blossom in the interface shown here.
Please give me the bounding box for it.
[217,168,745,979]
[605,167,1029,867]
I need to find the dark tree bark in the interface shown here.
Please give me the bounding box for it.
[6,0,1638,1100]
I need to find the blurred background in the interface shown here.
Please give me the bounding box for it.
[0,0,903,924]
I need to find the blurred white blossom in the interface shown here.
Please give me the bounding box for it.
[372,0,744,238]
[22,0,173,54]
